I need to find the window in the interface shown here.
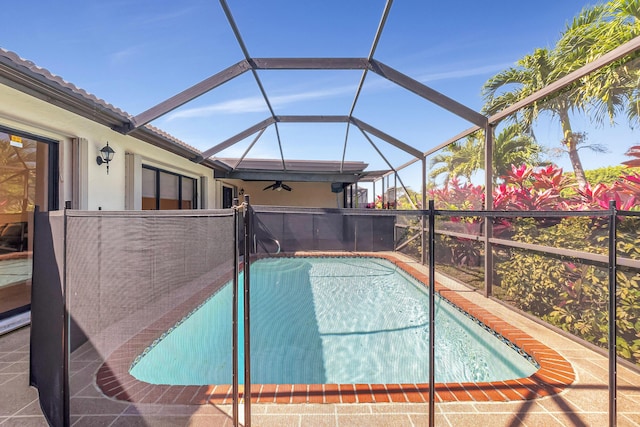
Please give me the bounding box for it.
[159,171,179,209]
[222,186,234,209]
[181,177,195,209]
[141,165,197,210]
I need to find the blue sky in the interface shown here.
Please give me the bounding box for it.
[3,0,637,193]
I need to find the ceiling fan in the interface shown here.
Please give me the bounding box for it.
[262,180,292,192]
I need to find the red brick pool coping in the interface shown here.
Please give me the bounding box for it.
[95,252,575,405]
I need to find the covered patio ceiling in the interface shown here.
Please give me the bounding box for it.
[113,0,488,186]
[211,158,378,183]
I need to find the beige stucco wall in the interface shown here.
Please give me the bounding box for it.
[0,84,217,211]
[221,179,345,208]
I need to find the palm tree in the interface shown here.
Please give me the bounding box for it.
[429,134,482,183]
[483,1,640,190]
[429,124,543,184]
[482,47,591,189]
[492,124,544,179]
[556,0,640,126]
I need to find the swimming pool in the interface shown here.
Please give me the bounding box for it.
[96,252,575,404]
[129,256,537,386]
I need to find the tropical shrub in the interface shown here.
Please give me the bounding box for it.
[428,163,640,365]
[427,179,484,270]
[428,177,484,210]
[585,165,640,187]
[496,217,640,365]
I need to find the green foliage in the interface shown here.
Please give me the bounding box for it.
[618,217,640,259]
[395,186,422,210]
[429,125,544,184]
[495,216,640,365]
[497,249,569,317]
[429,134,484,183]
[435,234,483,268]
[562,166,640,198]
[566,165,640,186]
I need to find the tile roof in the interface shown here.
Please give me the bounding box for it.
[0,48,130,119]
[0,48,202,157]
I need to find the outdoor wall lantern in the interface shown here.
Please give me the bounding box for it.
[96,142,115,174]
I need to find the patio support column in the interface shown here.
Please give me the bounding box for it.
[355,182,359,208]
[483,123,494,297]
[608,200,617,427]
[394,173,397,209]
[350,184,354,208]
[373,180,376,208]
[382,177,386,208]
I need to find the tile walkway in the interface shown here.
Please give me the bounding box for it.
[1,253,640,426]
[0,326,47,426]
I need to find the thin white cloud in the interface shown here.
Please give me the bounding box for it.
[136,7,196,26]
[167,84,356,120]
[271,85,354,106]
[170,97,269,119]
[109,46,143,65]
[417,62,512,83]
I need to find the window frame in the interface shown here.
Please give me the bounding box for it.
[141,164,197,210]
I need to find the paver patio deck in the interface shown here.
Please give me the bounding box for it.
[1,254,640,426]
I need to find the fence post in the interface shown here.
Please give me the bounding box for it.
[608,200,617,427]
[421,158,427,265]
[232,198,240,427]
[428,200,435,427]
[63,209,70,427]
[243,195,252,427]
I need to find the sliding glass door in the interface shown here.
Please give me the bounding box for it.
[0,127,57,324]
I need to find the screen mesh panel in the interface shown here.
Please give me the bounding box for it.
[615,214,640,406]
[65,210,236,421]
[28,204,635,426]
[252,206,396,253]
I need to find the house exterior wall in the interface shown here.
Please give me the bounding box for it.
[221,179,345,208]
[0,84,216,211]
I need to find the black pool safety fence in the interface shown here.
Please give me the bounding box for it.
[28,197,638,427]
[251,205,398,253]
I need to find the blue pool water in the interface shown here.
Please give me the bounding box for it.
[130,257,537,385]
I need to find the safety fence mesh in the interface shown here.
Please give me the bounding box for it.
[28,205,639,426]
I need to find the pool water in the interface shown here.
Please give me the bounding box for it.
[130,257,537,385]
